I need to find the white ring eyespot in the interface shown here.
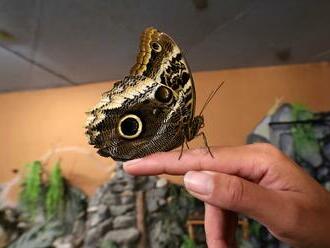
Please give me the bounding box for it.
[118,114,143,139]
[151,41,162,52]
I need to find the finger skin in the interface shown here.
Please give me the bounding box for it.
[124,144,312,191]
[184,171,330,248]
[184,171,283,229]
[123,144,330,247]
[204,203,237,248]
[124,145,271,182]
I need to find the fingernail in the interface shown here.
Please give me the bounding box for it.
[184,171,213,195]
[123,158,143,167]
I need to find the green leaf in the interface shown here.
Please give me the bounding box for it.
[20,161,43,218]
[249,221,261,238]
[46,161,64,219]
[180,235,196,248]
[291,104,320,160]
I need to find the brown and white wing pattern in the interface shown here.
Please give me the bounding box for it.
[130,27,196,121]
[85,75,186,161]
[85,27,205,161]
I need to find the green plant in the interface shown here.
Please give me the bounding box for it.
[249,221,261,239]
[20,161,43,218]
[46,161,64,219]
[291,104,320,159]
[180,235,196,248]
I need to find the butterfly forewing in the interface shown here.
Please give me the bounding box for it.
[130,27,196,120]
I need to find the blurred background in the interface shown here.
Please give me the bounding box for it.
[0,1,330,247]
[1,0,330,91]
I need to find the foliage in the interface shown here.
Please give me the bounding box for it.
[46,162,64,219]
[180,235,196,248]
[249,221,261,239]
[20,161,43,218]
[20,160,66,221]
[291,104,320,159]
[291,103,314,120]
[14,160,87,247]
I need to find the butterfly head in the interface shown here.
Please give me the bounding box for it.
[186,115,205,141]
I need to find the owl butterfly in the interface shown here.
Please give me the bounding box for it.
[86,27,218,161]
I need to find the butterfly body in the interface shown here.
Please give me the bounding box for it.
[85,27,205,161]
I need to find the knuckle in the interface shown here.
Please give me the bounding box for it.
[225,176,245,209]
[250,143,283,162]
[191,148,205,155]
[190,147,210,159]
[251,143,277,155]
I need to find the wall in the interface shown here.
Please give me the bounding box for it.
[1,62,330,201]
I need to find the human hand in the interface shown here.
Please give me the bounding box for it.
[123,144,330,248]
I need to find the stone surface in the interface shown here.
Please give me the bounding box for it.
[324,181,330,191]
[53,235,74,248]
[84,163,139,247]
[298,143,323,168]
[113,215,135,229]
[279,132,294,158]
[271,104,293,123]
[90,204,109,227]
[0,225,8,248]
[322,135,330,161]
[104,228,139,244]
[0,185,3,209]
[84,162,194,247]
[316,167,330,182]
[120,195,134,204]
[109,204,134,216]
[7,184,87,248]
[146,193,159,213]
[2,161,200,247]
[8,221,64,248]
[0,207,27,247]
[156,178,168,188]
[246,133,270,144]
[269,104,293,149]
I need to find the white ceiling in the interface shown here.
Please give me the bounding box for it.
[0,0,330,92]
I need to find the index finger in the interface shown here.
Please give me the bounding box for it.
[123,144,276,182]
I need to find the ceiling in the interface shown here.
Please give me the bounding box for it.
[0,0,330,92]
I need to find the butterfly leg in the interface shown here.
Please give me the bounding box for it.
[196,132,214,158]
[178,141,185,160]
[178,138,191,160]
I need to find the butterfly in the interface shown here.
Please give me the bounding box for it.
[85,27,218,161]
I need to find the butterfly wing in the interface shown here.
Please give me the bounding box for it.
[130,27,196,120]
[85,27,201,161]
[85,76,186,161]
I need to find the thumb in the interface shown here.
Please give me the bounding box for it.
[183,171,284,228]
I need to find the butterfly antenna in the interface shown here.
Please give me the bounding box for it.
[199,81,224,115]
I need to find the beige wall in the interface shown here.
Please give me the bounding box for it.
[1,62,330,201]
